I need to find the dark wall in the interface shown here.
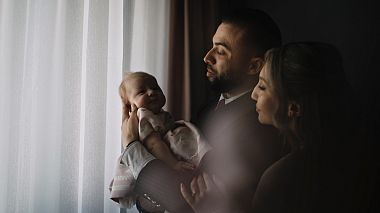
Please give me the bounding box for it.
[247,0,379,91]
[189,0,380,212]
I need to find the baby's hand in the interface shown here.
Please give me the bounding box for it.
[174,161,195,172]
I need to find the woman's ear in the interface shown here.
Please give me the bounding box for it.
[248,57,264,76]
[288,102,302,118]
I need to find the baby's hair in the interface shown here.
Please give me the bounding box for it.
[119,71,156,106]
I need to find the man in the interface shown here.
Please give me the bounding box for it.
[118,9,282,213]
[185,9,283,212]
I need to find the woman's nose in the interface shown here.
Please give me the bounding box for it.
[251,86,258,101]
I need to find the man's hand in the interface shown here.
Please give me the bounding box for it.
[122,104,139,148]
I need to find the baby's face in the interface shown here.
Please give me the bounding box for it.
[126,75,166,113]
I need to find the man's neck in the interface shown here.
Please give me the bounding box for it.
[222,84,253,99]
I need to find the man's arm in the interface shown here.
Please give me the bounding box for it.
[121,141,156,179]
[122,141,194,213]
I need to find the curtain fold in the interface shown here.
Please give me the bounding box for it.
[187,0,222,122]
[127,0,170,101]
[167,0,188,120]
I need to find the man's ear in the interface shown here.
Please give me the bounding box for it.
[248,57,264,76]
[287,102,302,118]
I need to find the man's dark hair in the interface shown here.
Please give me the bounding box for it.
[221,8,282,57]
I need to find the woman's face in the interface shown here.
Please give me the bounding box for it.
[251,63,279,127]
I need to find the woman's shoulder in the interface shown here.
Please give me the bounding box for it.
[267,150,306,172]
[254,150,313,200]
[259,151,305,187]
[252,150,315,213]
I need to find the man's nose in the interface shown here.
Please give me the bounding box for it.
[203,49,216,65]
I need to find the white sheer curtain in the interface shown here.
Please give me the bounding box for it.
[0,0,170,212]
[0,0,124,212]
[121,1,170,211]
[125,0,170,101]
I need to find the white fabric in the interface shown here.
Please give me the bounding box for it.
[220,90,251,105]
[121,142,156,181]
[127,0,171,107]
[164,120,211,165]
[137,108,210,165]
[0,0,169,213]
[137,108,174,141]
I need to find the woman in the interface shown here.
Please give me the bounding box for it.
[182,42,352,212]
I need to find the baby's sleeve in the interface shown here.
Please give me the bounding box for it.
[137,108,165,143]
[164,120,211,166]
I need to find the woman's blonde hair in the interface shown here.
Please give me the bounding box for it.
[264,42,347,151]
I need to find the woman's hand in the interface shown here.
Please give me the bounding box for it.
[180,173,225,213]
[174,161,196,172]
[122,104,139,148]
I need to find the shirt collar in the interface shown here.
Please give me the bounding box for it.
[219,90,251,105]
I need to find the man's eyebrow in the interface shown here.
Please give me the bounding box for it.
[214,42,231,51]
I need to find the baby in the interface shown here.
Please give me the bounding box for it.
[110,71,210,209]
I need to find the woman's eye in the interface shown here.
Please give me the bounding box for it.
[258,85,266,90]
[217,50,225,55]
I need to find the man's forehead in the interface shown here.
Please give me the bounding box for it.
[213,23,246,46]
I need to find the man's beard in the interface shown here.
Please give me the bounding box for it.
[209,76,237,93]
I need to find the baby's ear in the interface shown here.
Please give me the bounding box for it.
[122,103,131,121]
